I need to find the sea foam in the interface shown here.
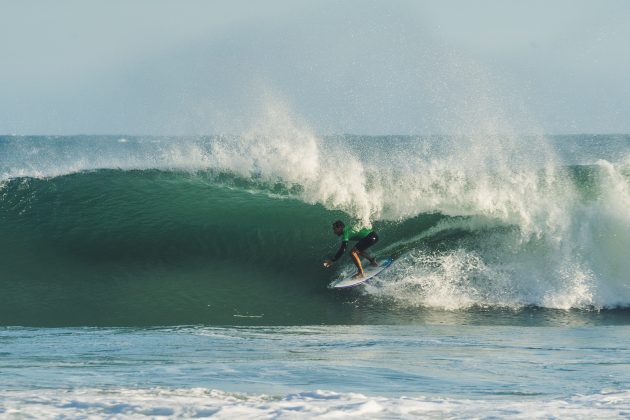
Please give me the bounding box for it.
[2,388,629,419]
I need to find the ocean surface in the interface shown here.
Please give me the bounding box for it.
[1,133,629,417]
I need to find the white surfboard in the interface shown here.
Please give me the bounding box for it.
[330,257,394,289]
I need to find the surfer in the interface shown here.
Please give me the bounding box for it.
[323,220,378,279]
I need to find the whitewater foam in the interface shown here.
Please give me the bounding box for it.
[2,388,629,419]
[362,155,629,311]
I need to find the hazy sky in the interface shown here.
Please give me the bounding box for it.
[1,0,629,135]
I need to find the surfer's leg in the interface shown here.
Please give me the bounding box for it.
[360,251,378,267]
[355,232,379,267]
[350,248,364,278]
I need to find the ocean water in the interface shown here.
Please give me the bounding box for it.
[1,133,629,417]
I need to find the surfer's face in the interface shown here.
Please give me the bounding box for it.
[333,226,343,236]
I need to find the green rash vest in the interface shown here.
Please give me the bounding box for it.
[332,226,374,261]
[342,226,373,242]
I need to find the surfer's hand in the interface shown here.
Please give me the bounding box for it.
[323,259,333,268]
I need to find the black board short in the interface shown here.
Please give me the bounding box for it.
[353,231,378,252]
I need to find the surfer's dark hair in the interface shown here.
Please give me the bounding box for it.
[332,220,344,229]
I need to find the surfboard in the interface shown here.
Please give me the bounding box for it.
[330,257,394,289]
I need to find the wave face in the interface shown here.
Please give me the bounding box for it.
[1,134,629,325]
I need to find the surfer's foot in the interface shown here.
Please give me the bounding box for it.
[352,272,364,279]
[369,259,378,267]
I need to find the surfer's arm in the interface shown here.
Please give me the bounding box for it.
[323,241,347,268]
[332,240,348,262]
[323,240,348,268]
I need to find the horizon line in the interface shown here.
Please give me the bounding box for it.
[2,132,629,138]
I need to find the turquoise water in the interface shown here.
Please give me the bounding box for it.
[1,134,629,417]
[2,325,630,417]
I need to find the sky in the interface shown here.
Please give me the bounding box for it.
[1,0,629,135]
